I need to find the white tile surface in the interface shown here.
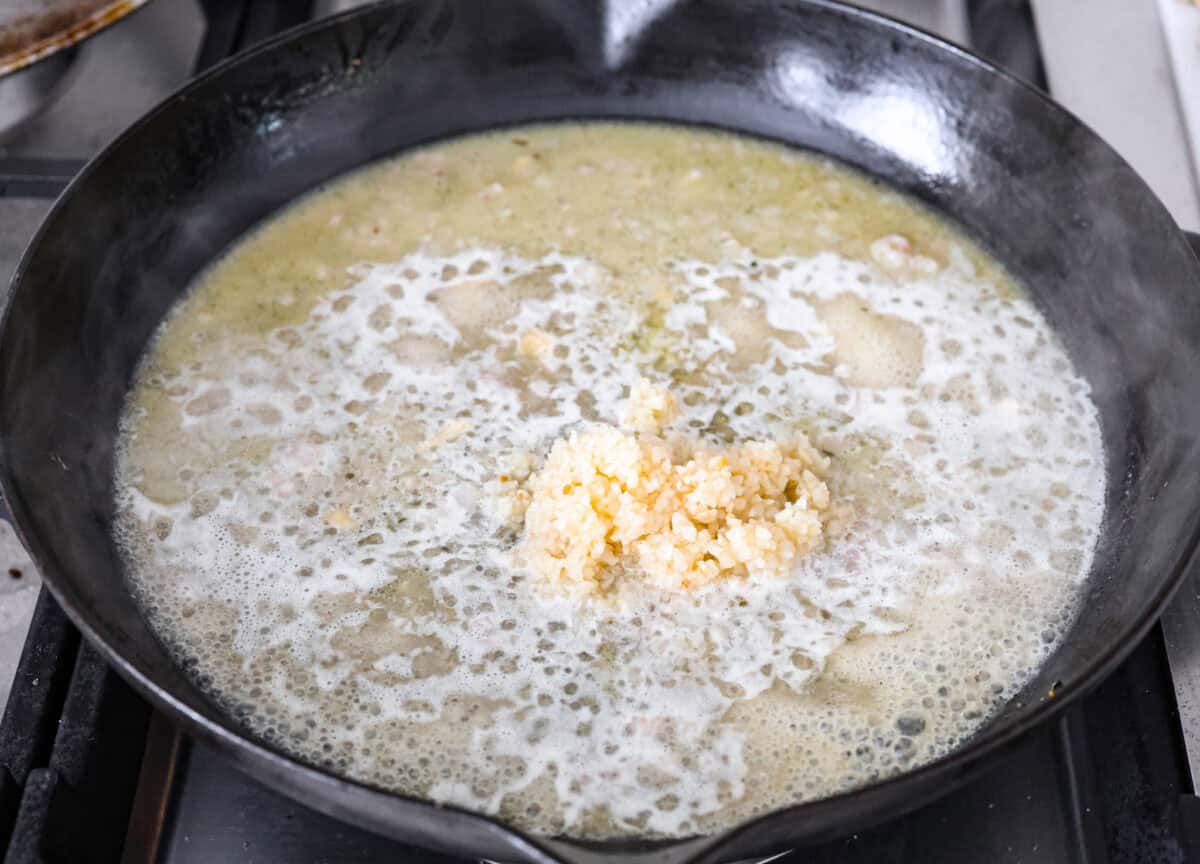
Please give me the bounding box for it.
[1032,0,1200,230]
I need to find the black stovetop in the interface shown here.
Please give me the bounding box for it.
[1,2,1198,862]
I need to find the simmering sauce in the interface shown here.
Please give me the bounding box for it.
[114,123,1105,838]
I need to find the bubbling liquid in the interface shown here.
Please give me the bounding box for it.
[114,123,1105,838]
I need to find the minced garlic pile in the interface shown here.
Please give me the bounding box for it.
[510,379,831,594]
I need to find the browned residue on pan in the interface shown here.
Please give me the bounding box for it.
[0,0,151,78]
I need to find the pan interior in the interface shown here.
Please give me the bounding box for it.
[111,121,1106,840]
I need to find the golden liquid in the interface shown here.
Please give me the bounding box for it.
[114,123,1104,838]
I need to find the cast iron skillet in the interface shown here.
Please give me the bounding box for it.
[2,1,1200,862]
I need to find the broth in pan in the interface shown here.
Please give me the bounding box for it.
[115,123,1105,838]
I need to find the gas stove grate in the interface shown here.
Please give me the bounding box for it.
[0,594,150,864]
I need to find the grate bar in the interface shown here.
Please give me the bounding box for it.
[0,159,84,199]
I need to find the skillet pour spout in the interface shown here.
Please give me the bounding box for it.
[2,1,1200,861]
